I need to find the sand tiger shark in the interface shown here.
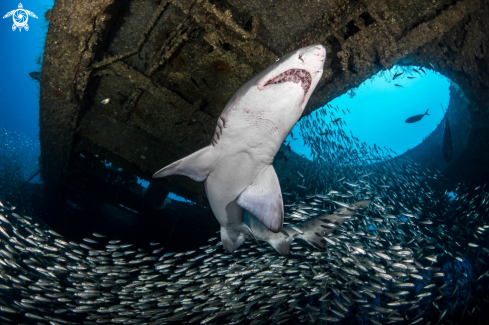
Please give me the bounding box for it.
[153,44,326,253]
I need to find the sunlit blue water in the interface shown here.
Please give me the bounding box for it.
[137,177,193,203]
[0,1,53,183]
[287,67,450,159]
[0,0,53,140]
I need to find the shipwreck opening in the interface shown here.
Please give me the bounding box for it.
[285,65,452,161]
[272,65,476,197]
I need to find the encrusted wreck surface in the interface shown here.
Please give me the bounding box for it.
[40,0,489,213]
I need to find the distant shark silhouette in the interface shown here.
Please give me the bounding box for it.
[442,110,452,164]
[154,45,326,253]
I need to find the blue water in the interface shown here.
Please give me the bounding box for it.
[0,1,53,182]
[287,67,450,159]
[0,0,53,139]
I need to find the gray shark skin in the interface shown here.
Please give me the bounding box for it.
[244,200,372,255]
[153,45,326,253]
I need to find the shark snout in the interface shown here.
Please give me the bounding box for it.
[314,45,326,58]
[301,44,326,75]
[299,44,326,67]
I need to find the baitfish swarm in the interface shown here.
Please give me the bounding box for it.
[0,98,487,324]
[0,170,488,325]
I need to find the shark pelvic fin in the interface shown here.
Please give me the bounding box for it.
[237,165,284,233]
[220,225,249,253]
[244,210,292,255]
[268,236,294,255]
[152,146,214,182]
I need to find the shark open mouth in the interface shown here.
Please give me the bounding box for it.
[264,69,312,94]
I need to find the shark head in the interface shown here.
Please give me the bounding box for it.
[255,45,325,113]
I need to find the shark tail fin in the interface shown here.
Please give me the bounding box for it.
[296,213,349,250]
[425,109,430,116]
[153,145,215,182]
[297,230,327,250]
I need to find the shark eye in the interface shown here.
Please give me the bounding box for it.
[275,58,280,62]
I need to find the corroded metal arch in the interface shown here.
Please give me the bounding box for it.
[40,0,489,214]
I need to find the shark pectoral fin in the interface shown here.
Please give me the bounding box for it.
[237,165,283,233]
[220,227,246,253]
[153,146,214,182]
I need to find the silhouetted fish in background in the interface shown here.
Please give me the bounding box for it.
[393,72,403,80]
[29,71,41,82]
[405,109,429,123]
[441,106,453,164]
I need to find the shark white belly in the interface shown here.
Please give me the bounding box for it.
[153,44,326,252]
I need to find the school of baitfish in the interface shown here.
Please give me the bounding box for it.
[0,93,488,324]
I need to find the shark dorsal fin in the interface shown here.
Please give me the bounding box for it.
[237,165,283,233]
[153,146,215,182]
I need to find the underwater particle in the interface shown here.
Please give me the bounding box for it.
[101,98,110,105]
[54,88,61,97]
